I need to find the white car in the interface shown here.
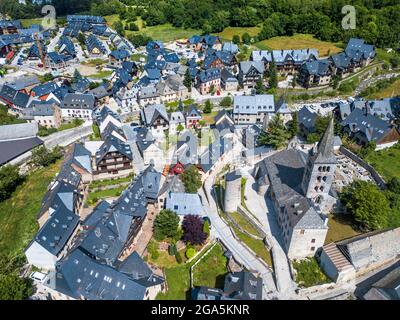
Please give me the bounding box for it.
[30,271,47,283]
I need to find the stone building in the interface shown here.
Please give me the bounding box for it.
[224,170,242,213]
[252,118,336,259]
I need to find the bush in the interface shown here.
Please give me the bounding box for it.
[30,146,63,168]
[203,219,210,237]
[0,165,24,202]
[219,96,232,108]
[175,251,183,264]
[147,240,159,260]
[168,243,177,256]
[185,247,196,259]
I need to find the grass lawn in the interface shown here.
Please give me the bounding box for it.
[292,257,331,288]
[254,34,342,57]
[325,214,360,244]
[58,120,84,131]
[214,26,262,41]
[232,225,273,267]
[367,78,400,100]
[89,175,133,189]
[126,23,202,42]
[376,48,400,64]
[82,58,108,67]
[192,243,228,289]
[104,15,120,26]
[201,111,219,126]
[86,186,126,205]
[131,53,147,62]
[0,161,61,258]
[88,70,114,79]
[365,144,400,181]
[229,212,260,237]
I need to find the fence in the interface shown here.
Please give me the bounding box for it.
[339,146,387,189]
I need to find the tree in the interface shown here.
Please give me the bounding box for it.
[340,181,390,231]
[219,96,232,108]
[30,146,63,168]
[176,123,184,133]
[232,35,240,45]
[258,114,291,149]
[203,219,210,237]
[268,59,278,89]
[180,165,202,193]
[183,68,192,92]
[127,22,139,31]
[0,165,24,202]
[113,21,125,36]
[203,100,213,114]
[185,247,196,259]
[182,215,207,245]
[77,32,86,46]
[255,78,265,94]
[153,209,180,241]
[241,32,251,45]
[0,255,32,300]
[288,111,299,138]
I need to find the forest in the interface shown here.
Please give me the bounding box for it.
[1,0,400,48]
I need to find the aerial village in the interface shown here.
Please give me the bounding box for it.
[0,13,399,301]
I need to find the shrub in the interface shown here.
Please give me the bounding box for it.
[175,251,183,264]
[185,247,196,259]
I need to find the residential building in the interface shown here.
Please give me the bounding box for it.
[138,84,161,106]
[221,68,238,91]
[165,193,204,218]
[298,106,318,137]
[341,108,400,150]
[93,136,133,179]
[135,128,163,166]
[141,104,169,137]
[185,105,202,129]
[251,49,319,75]
[61,93,95,120]
[169,111,186,135]
[25,206,80,271]
[0,84,33,114]
[86,34,106,55]
[238,61,264,89]
[108,49,130,68]
[23,100,62,128]
[298,59,333,88]
[196,68,221,95]
[232,94,275,125]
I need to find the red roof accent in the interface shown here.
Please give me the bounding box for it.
[5,50,14,60]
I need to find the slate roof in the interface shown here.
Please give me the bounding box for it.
[95,136,133,164]
[58,36,76,56]
[34,206,79,256]
[222,42,239,54]
[300,59,331,76]
[252,49,319,65]
[0,84,31,109]
[28,41,47,58]
[86,34,106,54]
[363,266,400,300]
[341,108,394,143]
[31,82,59,97]
[158,175,185,196]
[5,75,40,91]
[298,106,318,132]
[0,136,43,165]
[233,95,275,115]
[24,100,56,117]
[55,248,150,300]
[46,52,68,64]
[239,61,265,75]
[141,104,169,127]
[61,93,95,110]
[223,271,263,300]
[198,68,221,83]
[255,148,326,230]
[221,68,237,83]
[199,136,233,173]
[109,49,130,60]
[345,38,376,62]
[166,193,204,216]
[67,15,105,25]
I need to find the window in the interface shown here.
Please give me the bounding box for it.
[174,205,178,210]
[311,239,316,243]
[300,230,305,235]
[311,247,315,251]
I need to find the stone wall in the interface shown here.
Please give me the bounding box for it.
[43,124,93,149]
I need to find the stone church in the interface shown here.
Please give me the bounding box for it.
[252,117,337,260]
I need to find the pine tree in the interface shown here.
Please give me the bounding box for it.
[289,111,299,138]
[269,58,278,89]
[203,100,213,114]
[184,68,192,92]
[258,114,291,149]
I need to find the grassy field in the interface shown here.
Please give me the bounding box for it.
[367,78,400,100]
[89,175,133,189]
[126,24,202,42]
[156,243,226,300]
[293,257,331,287]
[88,70,114,79]
[86,186,126,205]
[365,144,400,181]
[201,111,219,126]
[229,212,261,237]
[214,26,262,41]
[325,214,360,244]
[0,161,61,258]
[192,243,228,289]
[254,34,342,57]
